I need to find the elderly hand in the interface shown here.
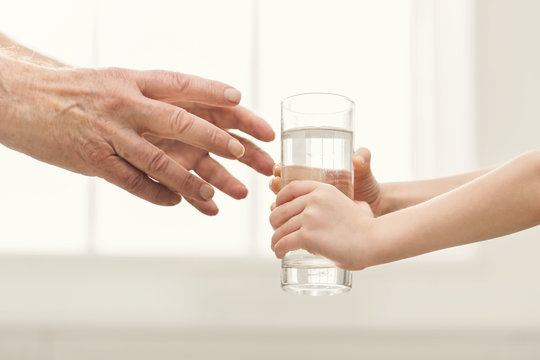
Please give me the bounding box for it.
[146,104,274,215]
[0,56,274,211]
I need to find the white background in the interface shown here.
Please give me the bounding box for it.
[1,0,540,359]
[0,0,414,257]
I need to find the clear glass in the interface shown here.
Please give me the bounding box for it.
[280,93,355,296]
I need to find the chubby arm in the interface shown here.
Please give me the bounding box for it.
[270,151,540,270]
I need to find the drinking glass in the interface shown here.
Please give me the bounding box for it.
[280,93,355,296]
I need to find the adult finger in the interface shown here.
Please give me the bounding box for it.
[230,133,275,176]
[275,180,321,207]
[213,106,275,141]
[135,70,242,106]
[171,103,276,142]
[135,99,245,159]
[154,139,249,200]
[269,195,307,230]
[271,214,303,250]
[185,197,219,216]
[111,129,215,201]
[205,105,275,142]
[193,154,248,200]
[100,154,182,206]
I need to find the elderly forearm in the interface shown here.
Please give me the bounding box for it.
[0,33,65,67]
[371,151,540,266]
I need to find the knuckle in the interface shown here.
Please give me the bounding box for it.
[171,72,191,93]
[269,212,277,229]
[170,108,192,134]
[103,67,129,80]
[296,228,308,245]
[178,172,200,194]
[146,150,169,175]
[271,232,279,247]
[124,172,148,194]
[97,69,138,109]
[80,139,112,167]
[207,128,220,146]
[358,201,371,212]
[310,192,323,205]
[275,240,287,257]
[302,207,315,220]
[101,91,129,112]
[207,80,220,96]
[321,183,335,193]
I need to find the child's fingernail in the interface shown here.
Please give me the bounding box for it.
[273,164,281,176]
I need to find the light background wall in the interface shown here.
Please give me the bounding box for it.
[0,0,539,359]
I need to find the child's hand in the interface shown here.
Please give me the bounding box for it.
[269,180,376,270]
[269,148,385,216]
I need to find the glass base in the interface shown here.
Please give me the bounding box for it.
[281,250,352,296]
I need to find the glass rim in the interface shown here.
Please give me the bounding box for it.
[281,92,355,116]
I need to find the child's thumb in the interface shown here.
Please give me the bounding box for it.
[353,147,372,176]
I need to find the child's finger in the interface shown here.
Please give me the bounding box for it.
[275,180,321,206]
[353,147,372,176]
[271,214,303,250]
[353,147,381,205]
[269,176,282,195]
[274,231,304,259]
[269,195,308,230]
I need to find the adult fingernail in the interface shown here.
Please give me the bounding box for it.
[200,184,214,200]
[228,139,245,158]
[224,88,241,103]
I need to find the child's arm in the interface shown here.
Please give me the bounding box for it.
[270,151,540,270]
[270,148,492,216]
[353,148,492,215]
[378,168,491,215]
